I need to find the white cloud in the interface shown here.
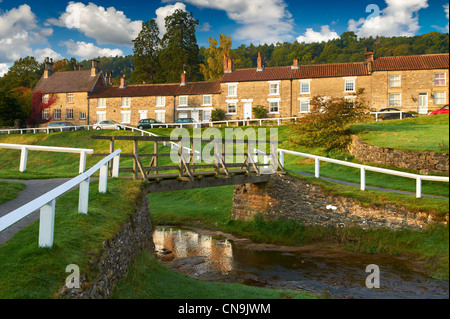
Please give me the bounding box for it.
[0,4,55,63]
[33,48,64,62]
[0,63,10,77]
[163,0,295,44]
[47,2,142,46]
[198,22,212,32]
[61,40,124,59]
[296,25,339,43]
[155,2,187,37]
[348,0,429,37]
[444,3,449,33]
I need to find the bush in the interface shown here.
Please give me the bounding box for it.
[211,108,226,122]
[252,105,268,119]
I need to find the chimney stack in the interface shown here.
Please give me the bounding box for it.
[257,52,264,71]
[43,57,54,79]
[223,54,233,73]
[364,48,374,73]
[180,71,187,86]
[291,58,299,69]
[119,74,127,88]
[91,59,100,76]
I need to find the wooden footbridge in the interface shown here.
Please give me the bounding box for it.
[91,135,283,193]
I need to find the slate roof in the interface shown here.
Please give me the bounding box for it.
[33,70,103,94]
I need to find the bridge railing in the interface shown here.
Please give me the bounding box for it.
[0,143,94,174]
[277,148,449,198]
[0,149,122,248]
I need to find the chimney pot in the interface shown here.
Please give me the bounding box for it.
[43,56,54,78]
[91,59,100,76]
[119,74,127,88]
[364,48,374,73]
[180,71,187,86]
[291,58,299,69]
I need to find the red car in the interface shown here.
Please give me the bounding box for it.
[428,104,449,115]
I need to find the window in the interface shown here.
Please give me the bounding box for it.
[434,91,446,105]
[179,95,188,106]
[227,102,237,114]
[389,93,401,107]
[79,112,86,120]
[299,99,310,113]
[227,83,237,97]
[203,110,211,122]
[344,78,355,92]
[42,109,49,120]
[155,111,165,123]
[42,94,49,104]
[156,96,165,107]
[97,112,106,122]
[66,108,73,120]
[121,111,131,123]
[434,73,446,86]
[98,98,106,108]
[139,110,148,120]
[389,75,401,87]
[300,80,310,94]
[268,82,279,95]
[54,109,61,120]
[202,95,212,106]
[121,97,131,107]
[66,93,73,103]
[269,101,279,113]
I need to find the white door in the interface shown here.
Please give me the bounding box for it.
[243,102,252,119]
[191,110,199,122]
[418,93,428,114]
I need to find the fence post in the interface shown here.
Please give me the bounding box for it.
[19,147,28,172]
[360,167,366,191]
[416,177,422,198]
[112,154,121,177]
[99,163,108,193]
[279,150,284,168]
[315,158,320,178]
[78,177,90,214]
[38,199,56,248]
[79,151,87,174]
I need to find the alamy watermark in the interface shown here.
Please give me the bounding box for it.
[365,264,380,289]
[65,264,80,289]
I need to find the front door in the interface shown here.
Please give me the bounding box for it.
[243,102,252,119]
[418,93,428,114]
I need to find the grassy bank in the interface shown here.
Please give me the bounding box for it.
[148,185,449,280]
[0,181,26,205]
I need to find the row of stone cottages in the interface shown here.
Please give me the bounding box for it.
[33,50,449,126]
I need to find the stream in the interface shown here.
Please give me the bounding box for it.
[153,226,449,299]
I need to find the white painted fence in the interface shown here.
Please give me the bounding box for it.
[0,143,94,174]
[370,110,410,121]
[278,148,449,198]
[0,149,122,248]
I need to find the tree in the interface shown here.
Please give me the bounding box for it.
[158,9,201,83]
[0,56,41,91]
[131,20,161,84]
[200,34,233,81]
[27,91,56,127]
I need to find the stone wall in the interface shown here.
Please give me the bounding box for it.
[349,135,449,175]
[232,173,448,230]
[58,183,154,299]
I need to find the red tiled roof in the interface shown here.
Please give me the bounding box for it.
[88,81,221,99]
[373,53,449,71]
[33,70,103,93]
[221,66,295,82]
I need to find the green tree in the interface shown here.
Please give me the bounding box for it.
[200,34,233,81]
[159,9,201,83]
[0,56,41,91]
[131,20,161,84]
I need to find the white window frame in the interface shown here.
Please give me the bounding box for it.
[344,77,356,93]
[42,94,49,104]
[179,95,188,107]
[300,80,311,94]
[121,97,131,108]
[227,83,238,97]
[267,98,280,114]
[155,110,166,123]
[42,109,49,120]
[202,95,212,106]
[434,91,446,105]
[66,108,73,120]
[299,98,311,113]
[138,110,148,120]
[227,102,237,114]
[96,111,106,122]
[202,110,211,122]
[389,93,401,107]
[79,112,86,120]
[434,72,446,86]
[389,74,401,87]
[66,93,74,104]
[156,96,165,107]
[97,98,106,108]
[53,109,61,120]
[121,110,131,124]
[268,81,280,95]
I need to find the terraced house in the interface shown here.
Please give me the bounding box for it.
[33,50,449,127]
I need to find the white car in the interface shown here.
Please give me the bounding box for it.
[93,120,123,130]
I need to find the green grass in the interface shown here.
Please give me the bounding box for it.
[113,251,317,299]
[0,181,26,205]
[351,114,449,153]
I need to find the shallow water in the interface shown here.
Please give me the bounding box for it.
[153,226,449,299]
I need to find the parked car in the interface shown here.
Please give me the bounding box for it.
[137,118,170,129]
[175,118,203,128]
[47,122,81,132]
[93,120,123,130]
[427,104,449,115]
[378,108,415,120]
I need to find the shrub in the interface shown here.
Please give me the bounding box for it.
[252,105,268,119]
[211,108,226,122]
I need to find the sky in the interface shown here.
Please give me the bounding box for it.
[0,0,449,75]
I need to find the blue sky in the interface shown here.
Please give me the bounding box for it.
[0,0,448,75]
